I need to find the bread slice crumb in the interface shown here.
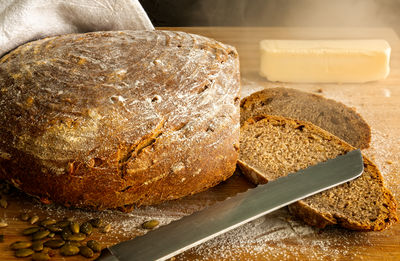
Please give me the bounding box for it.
[240,87,371,149]
[239,115,398,231]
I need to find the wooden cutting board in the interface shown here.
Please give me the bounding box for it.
[1,27,400,260]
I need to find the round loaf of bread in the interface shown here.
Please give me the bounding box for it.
[0,30,240,211]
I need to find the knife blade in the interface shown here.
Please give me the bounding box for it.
[97,149,363,261]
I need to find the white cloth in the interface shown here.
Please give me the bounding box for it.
[0,0,154,57]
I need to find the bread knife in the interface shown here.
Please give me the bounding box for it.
[97,149,363,261]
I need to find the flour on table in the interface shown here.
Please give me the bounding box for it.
[8,81,397,260]
[182,81,395,260]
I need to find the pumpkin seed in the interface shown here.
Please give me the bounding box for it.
[41,247,51,254]
[61,227,73,241]
[0,221,8,228]
[66,232,86,241]
[65,241,82,248]
[14,248,34,257]
[44,239,65,248]
[20,213,29,221]
[47,224,62,233]
[79,245,94,258]
[89,218,103,228]
[10,241,32,250]
[141,219,159,230]
[0,197,7,208]
[29,215,40,224]
[80,222,93,235]
[60,244,79,256]
[102,224,111,233]
[64,217,74,222]
[48,232,55,238]
[70,221,80,234]
[22,226,40,235]
[32,252,51,261]
[40,218,57,227]
[31,240,44,252]
[32,230,50,240]
[86,240,101,252]
[56,220,70,228]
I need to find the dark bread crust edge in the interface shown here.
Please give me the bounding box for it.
[289,155,398,231]
[240,87,371,149]
[237,159,269,184]
[2,131,238,211]
[240,115,398,231]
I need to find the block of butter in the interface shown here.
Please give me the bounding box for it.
[260,40,391,83]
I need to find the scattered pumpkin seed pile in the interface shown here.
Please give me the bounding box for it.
[9,214,105,259]
[1,180,161,260]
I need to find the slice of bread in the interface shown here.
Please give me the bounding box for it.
[240,87,371,149]
[239,115,398,231]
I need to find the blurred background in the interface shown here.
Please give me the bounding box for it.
[139,0,400,35]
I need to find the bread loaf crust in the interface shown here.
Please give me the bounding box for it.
[0,30,241,210]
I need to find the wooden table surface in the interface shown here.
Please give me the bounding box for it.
[1,27,400,261]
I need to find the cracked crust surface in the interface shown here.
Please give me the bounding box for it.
[240,87,371,149]
[239,115,397,231]
[0,30,240,210]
